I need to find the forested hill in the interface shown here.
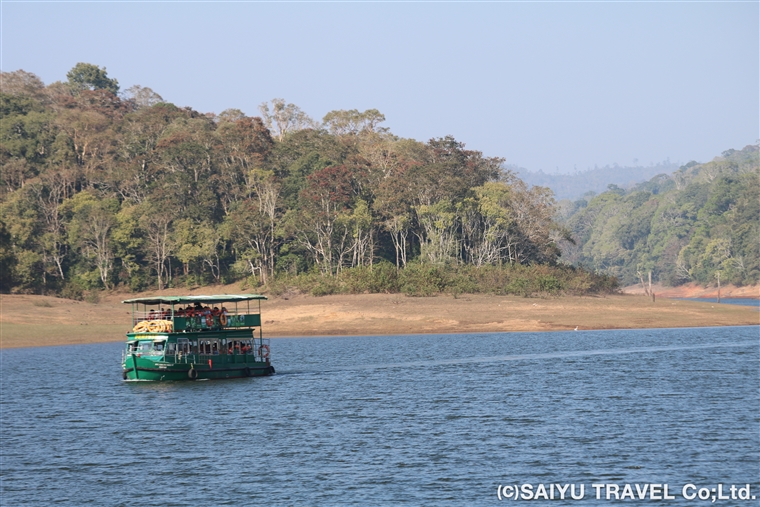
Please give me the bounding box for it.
[0,65,617,298]
[513,161,680,201]
[557,145,759,288]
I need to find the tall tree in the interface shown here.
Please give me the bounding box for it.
[258,98,314,142]
[62,192,118,288]
[28,172,75,281]
[114,103,187,203]
[294,165,355,274]
[66,63,119,94]
[139,202,173,290]
[322,109,387,137]
[0,220,16,291]
[124,85,164,109]
[214,116,274,214]
[460,182,514,266]
[0,70,46,101]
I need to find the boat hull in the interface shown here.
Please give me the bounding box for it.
[123,356,274,381]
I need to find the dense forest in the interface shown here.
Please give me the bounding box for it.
[558,145,759,287]
[0,64,617,298]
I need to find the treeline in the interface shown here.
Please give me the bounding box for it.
[558,145,759,287]
[0,64,617,298]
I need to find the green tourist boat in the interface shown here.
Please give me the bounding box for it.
[121,294,274,381]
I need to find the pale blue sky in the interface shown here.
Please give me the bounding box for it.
[2,1,757,173]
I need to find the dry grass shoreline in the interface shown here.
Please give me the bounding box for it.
[621,281,759,299]
[1,288,757,349]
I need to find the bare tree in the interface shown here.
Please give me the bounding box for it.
[65,195,117,289]
[29,172,75,280]
[142,212,172,290]
[460,183,513,266]
[0,69,46,100]
[415,200,459,264]
[258,98,315,141]
[124,85,164,109]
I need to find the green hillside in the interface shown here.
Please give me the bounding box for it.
[558,145,759,287]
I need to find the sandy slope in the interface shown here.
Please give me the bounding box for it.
[1,289,757,349]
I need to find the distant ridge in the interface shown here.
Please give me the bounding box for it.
[557,145,759,288]
[512,161,681,201]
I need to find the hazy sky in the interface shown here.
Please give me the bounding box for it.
[2,1,757,173]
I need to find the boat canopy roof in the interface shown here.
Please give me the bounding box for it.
[121,294,267,305]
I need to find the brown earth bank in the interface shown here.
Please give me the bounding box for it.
[622,282,759,299]
[2,286,757,349]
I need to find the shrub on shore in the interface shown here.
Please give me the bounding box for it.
[263,262,618,298]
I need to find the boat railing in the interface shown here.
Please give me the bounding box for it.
[131,311,173,326]
[175,313,261,332]
[173,353,196,364]
[130,309,262,330]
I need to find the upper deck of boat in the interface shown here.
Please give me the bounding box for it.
[122,294,267,334]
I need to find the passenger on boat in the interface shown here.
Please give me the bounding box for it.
[148,309,157,320]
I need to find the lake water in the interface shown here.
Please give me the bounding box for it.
[1,327,758,506]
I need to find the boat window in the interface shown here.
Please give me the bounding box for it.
[197,339,219,355]
[135,340,165,356]
[177,338,191,355]
[166,342,177,354]
[227,340,244,354]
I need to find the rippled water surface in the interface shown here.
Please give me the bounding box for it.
[2,327,758,506]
